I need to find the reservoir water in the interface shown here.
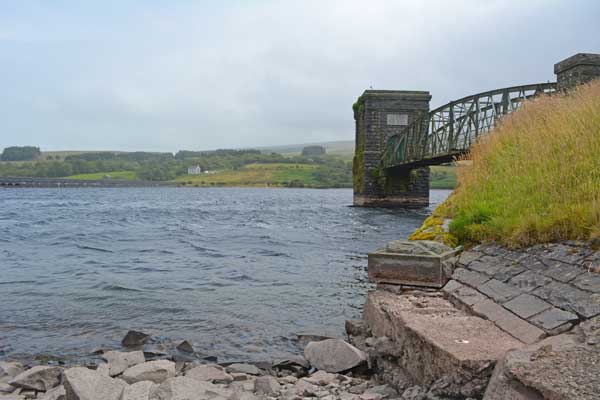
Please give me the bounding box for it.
[0,188,450,363]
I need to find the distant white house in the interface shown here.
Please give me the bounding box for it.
[187,165,203,175]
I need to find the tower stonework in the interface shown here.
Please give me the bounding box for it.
[555,53,600,90]
[353,90,431,207]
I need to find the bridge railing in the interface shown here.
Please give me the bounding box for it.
[382,83,557,169]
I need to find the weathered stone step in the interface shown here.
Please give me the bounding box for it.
[360,289,524,397]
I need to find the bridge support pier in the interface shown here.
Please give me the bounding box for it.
[353,90,431,207]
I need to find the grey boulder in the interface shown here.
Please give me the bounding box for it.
[8,366,63,391]
[304,339,367,373]
[63,367,126,400]
[122,381,156,400]
[185,365,233,384]
[254,375,281,396]
[122,360,176,384]
[122,330,150,347]
[102,350,145,376]
[149,376,232,400]
[0,362,23,380]
[38,385,66,400]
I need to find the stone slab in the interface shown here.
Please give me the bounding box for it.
[457,251,482,267]
[538,259,585,283]
[503,294,552,320]
[528,307,579,331]
[533,280,600,319]
[452,268,490,288]
[507,270,553,293]
[363,290,523,386]
[492,263,527,283]
[571,271,600,293]
[471,299,544,344]
[468,256,508,276]
[477,279,522,304]
[449,284,488,307]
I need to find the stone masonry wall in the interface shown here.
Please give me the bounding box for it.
[554,53,600,90]
[353,90,431,207]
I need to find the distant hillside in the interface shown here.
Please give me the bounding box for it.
[256,140,354,158]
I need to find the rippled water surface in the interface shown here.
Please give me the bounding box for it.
[0,188,450,362]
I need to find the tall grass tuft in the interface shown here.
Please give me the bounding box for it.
[449,80,600,247]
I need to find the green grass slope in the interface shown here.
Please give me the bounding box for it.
[445,81,600,247]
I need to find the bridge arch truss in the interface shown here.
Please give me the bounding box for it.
[382,82,557,169]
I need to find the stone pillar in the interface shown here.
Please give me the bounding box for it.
[554,53,600,90]
[353,90,431,207]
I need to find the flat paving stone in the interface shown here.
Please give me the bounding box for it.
[441,279,463,294]
[539,259,585,283]
[449,285,488,307]
[452,268,490,288]
[507,270,553,293]
[532,243,593,264]
[468,256,511,276]
[457,251,482,267]
[503,294,552,320]
[533,280,600,319]
[477,279,522,304]
[471,299,545,344]
[529,307,579,331]
[492,263,527,283]
[571,271,600,293]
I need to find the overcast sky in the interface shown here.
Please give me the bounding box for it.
[1,1,599,152]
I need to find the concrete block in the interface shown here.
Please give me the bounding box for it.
[368,240,461,288]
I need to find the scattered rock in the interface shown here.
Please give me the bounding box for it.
[364,385,398,399]
[304,339,367,373]
[345,320,371,337]
[226,363,262,376]
[0,382,16,393]
[38,385,66,400]
[293,379,319,397]
[122,360,176,384]
[185,365,233,384]
[102,350,145,376]
[63,367,126,400]
[231,372,249,381]
[122,330,150,347]
[400,386,427,400]
[8,366,63,391]
[273,356,310,370]
[95,363,110,376]
[121,380,156,400]
[280,375,298,385]
[175,341,194,354]
[149,376,232,400]
[304,370,337,386]
[254,375,281,396]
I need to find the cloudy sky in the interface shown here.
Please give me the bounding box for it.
[1,1,599,152]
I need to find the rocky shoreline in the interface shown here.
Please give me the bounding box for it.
[2,242,599,400]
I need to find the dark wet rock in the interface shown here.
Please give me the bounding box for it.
[121,360,176,384]
[226,363,261,376]
[273,356,310,371]
[185,365,233,384]
[101,350,145,376]
[63,367,126,400]
[121,331,150,347]
[304,339,367,373]
[296,332,339,343]
[8,366,62,391]
[254,375,281,396]
[175,340,194,353]
[345,320,371,337]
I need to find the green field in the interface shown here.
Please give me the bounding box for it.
[65,170,137,180]
[176,163,322,187]
[430,165,457,189]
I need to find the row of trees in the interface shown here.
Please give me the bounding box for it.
[0,146,41,161]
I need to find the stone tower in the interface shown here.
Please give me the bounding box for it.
[555,53,600,90]
[353,90,431,207]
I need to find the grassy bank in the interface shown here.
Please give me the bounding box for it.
[430,165,457,189]
[443,81,600,247]
[176,163,333,188]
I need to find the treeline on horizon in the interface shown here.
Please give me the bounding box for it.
[0,147,352,187]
